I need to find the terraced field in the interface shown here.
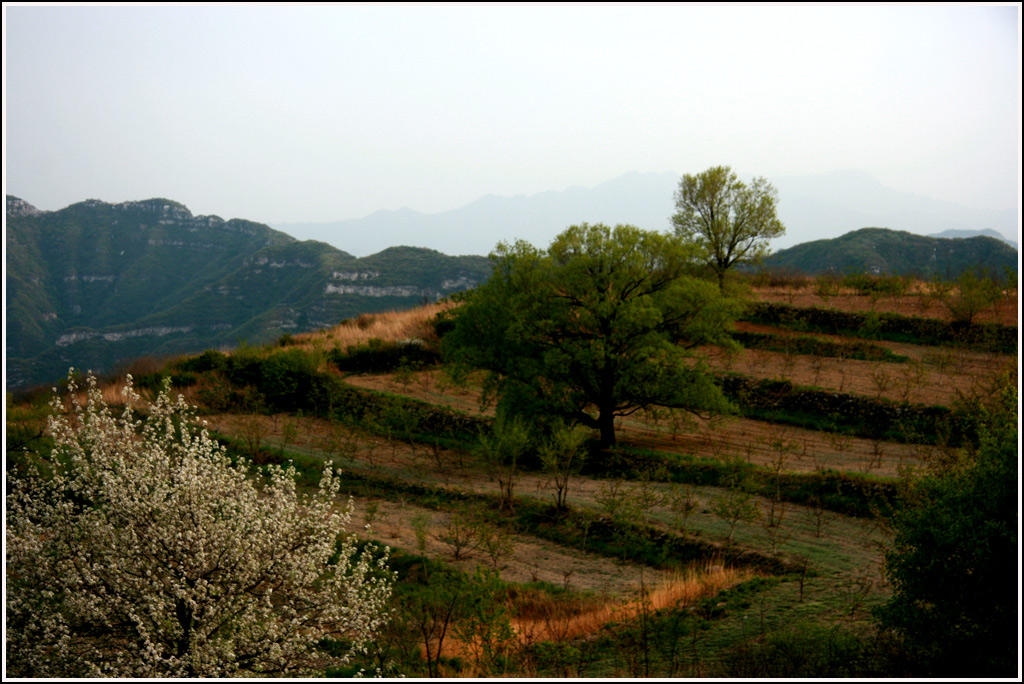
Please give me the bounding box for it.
[10,280,1016,677]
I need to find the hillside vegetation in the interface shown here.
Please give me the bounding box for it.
[7,271,1016,677]
[5,195,491,389]
[761,227,1017,277]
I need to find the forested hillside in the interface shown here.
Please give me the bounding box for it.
[5,196,491,389]
[760,227,1017,277]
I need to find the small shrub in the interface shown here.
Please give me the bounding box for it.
[940,270,1003,325]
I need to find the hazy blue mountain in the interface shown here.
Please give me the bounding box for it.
[5,196,491,390]
[770,170,1018,250]
[928,227,1017,249]
[273,170,1019,258]
[761,227,1018,277]
[273,171,681,257]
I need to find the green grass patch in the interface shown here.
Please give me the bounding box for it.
[734,330,909,363]
[745,302,1015,353]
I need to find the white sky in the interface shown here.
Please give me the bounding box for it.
[3,4,1020,225]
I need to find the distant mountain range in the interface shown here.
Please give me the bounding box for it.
[5,196,491,390]
[274,172,683,257]
[5,183,1018,390]
[761,227,1018,278]
[272,170,1019,257]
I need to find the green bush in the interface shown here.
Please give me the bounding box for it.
[876,375,1017,676]
[175,349,228,373]
[841,273,910,299]
[940,269,1004,325]
[330,338,440,374]
[722,623,897,677]
[745,302,1015,352]
[732,331,908,363]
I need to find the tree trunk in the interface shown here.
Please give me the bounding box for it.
[598,364,618,448]
[598,407,617,448]
[175,596,194,673]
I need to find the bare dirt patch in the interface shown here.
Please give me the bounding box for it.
[359,497,679,597]
[620,413,924,479]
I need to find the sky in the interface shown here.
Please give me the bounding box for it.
[3,4,1020,228]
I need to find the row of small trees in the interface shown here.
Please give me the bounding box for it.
[810,268,1012,324]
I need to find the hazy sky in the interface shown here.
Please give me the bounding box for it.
[4,4,1020,226]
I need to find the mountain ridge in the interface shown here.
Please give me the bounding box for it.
[6,186,1018,390]
[271,170,1018,257]
[760,226,1018,277]
[5,195,491,390]
[928,227,1017,248]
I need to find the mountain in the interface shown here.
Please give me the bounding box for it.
[769,170,1019,250]
[272,171,682,257]
[928,228,1017,249]
[5,196,492,390]
[760,227,1018,277]
[272,170,1019,258]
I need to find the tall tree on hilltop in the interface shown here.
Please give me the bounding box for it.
[672,165,785,291]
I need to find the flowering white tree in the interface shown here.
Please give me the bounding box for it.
[5,372,394,678]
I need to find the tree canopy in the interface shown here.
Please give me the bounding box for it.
[5,372,394,678]
[672,165,785,290]
[442,223,740,447]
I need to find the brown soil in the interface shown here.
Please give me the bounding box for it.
[337,348,1005,478]
[202,412,759,603]
[753,287,1018,326]
[359,497,678,596]
[204,408,889,580]
[713,322,1016,407]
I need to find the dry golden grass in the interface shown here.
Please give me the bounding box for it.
[58,378,140,411]
[101,380,132,407]
[292,301,456,353]
[511,562,756,646]
[431,562,757,677]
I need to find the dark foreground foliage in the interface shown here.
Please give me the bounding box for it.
[875,372,1018,677]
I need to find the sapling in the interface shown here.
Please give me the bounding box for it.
[539,420,591,510]
[668,483,699,533]
[710,482,759,547]
[477,413,532,512]
[438,505,479,561]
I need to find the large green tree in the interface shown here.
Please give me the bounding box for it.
[672,165,785,291]
[876,371,1017,676]
[442,223,740,447]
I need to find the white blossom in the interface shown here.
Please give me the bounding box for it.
[6,372,394,677]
